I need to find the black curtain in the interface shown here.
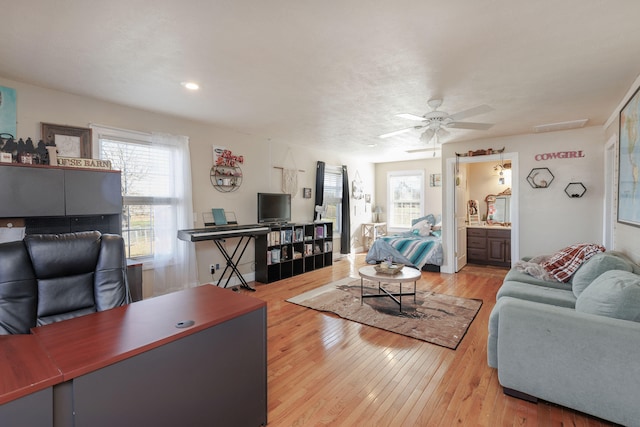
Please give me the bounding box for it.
[340,165,350,254]
[314,161,325,220]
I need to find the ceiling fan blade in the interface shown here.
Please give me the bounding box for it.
[379,125,426,138]
[395,113,425,121]
[378,127,415,138]
[448,104,494,121]
[447,121,494,130]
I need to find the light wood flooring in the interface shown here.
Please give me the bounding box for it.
[238,254,618,426]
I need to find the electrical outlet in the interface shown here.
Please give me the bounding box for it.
[216,264,220,270]
[210,264,215,274]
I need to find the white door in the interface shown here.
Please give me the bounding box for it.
[455,164,468,272]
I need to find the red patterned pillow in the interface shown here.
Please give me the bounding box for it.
[541,243,606,283]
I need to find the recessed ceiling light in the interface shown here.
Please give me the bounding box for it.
[181,81,200,91]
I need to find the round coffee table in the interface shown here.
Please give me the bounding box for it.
[358,265,421,312]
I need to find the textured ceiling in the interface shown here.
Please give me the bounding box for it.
[1,1,640,162]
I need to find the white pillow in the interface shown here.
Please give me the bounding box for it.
[418,223,432,236]
[411,219,431,237]
[411,219,429,232]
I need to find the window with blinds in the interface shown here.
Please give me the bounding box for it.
[323,166,342,233]
[99,137,177,259]
[387,170,424,229]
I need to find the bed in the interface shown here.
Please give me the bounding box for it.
[365,214,443,272]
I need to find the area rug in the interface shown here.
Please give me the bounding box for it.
[287,277,482,350]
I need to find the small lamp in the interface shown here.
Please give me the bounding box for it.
[374,206,382,222]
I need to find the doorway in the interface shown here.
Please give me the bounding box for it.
[603,134,616,249]
[442,152,519,274]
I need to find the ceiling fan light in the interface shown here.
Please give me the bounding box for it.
[420,129,435,142]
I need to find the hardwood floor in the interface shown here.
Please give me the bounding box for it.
[239,254,617,426]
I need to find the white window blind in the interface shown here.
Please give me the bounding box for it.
[323,166,343,233]
[387,170,424,229]
[99,136,178,259]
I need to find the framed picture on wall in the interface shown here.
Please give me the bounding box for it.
[41,123,92,158]
[430,173,442,187]
[618,86,640,227]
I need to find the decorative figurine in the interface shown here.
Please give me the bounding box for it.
[35,139,49,164]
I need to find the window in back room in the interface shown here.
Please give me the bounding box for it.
[387,170,424,230]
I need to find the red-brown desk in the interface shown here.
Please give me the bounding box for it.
[1,285,267,427]
[0,335,62,426]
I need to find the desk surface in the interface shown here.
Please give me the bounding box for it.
[0,335,62,405]
[31,284,266,381]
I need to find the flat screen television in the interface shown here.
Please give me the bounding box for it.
[257,193,291,224]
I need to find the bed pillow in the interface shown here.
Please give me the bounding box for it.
[411,214,436,227]
[411,219,432,237]
[572,252,634,297]
[575,270,640,322]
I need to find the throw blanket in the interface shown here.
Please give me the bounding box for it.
[514,255,556,282]
[380,235,437,269]
[542,243,605,282]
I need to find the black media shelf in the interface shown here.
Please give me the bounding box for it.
[255,222,333,283]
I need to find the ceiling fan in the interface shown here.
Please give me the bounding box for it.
[379,99,495,146]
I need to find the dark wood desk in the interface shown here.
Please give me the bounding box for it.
[0,335,62,426]
[4,285,267,427]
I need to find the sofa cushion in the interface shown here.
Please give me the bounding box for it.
[572,252,635,298]
[575,270,640,322]
[503,268,571,290]
[497,281,576,308]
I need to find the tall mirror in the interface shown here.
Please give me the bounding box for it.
[485,189,511,225]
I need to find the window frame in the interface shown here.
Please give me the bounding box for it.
[386,169,425,232]
[97,132,178,262]
[323,165,343,235]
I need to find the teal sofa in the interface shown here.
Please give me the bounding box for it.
[488,251,640,426]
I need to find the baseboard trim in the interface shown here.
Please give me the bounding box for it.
[201,272,256,288]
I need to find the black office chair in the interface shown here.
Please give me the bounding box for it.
[0,231,130,334]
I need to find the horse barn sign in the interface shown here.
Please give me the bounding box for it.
[534,150,585,161]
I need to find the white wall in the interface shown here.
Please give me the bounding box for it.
[2,76,375,294]
[7,71,637,285]
[442,126,606,262]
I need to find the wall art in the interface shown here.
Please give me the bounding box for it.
[618,86,640,227]
[41,123,92,158]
